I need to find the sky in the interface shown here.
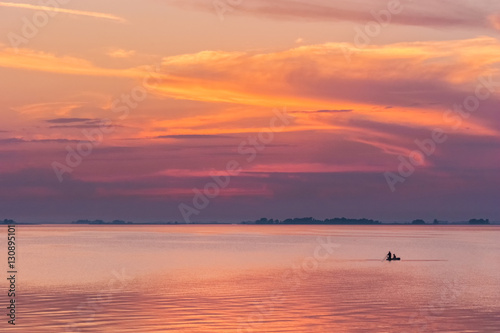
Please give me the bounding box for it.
[0,0,499,223]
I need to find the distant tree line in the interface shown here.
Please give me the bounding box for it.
[2,218,493,225]
[468,218,489,225]
[253,217,382,225]
[72,219,133,225]
[254,218,493,225]
[412,218,490,225]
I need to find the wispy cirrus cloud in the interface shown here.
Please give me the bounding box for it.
[0,137,83,144]
[166,0,500,30]
[49,124,124,129]
[290,109,353,114]
[45,118,93,124]
[156,134,233,139]
[45,118,112,129]
[0,45,151,77]
[106,48,136,58]
[0,1,125,22]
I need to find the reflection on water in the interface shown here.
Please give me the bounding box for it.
[2,225,500,332]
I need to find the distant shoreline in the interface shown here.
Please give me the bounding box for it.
[3,222,498,226]
[2,217,496,225]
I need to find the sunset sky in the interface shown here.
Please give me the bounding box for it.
[1,0,499,222]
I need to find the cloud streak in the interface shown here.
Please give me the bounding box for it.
[0,46,150,77]
[290,110,353,114]
[45,118,93,124]
[0,137,83,144]
[156,134,233,139]
[167,0,500,30]
[0,1,125,22]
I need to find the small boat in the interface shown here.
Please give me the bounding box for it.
[387,257,401,261]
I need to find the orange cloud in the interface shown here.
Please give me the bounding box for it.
[155,38,500,101]
[2,37,498,155]
[149,37,500,136]
[0,45,155,78]
[106,48,136,58]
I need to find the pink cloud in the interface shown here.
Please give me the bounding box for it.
[166,0,497,30]
[489,13,500,30]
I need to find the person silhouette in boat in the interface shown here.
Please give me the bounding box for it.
[387,251,399,260]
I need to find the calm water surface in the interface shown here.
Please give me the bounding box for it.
[1,225,499,332]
